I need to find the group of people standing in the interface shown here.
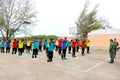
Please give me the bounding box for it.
[55,38,90,60]
[0,37,90,62]
[1,37,119,64]
[0,38,32,55]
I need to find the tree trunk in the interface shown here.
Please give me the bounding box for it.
[83,32,88,39]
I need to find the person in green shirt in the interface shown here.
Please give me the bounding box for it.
[113,38,119,57]
[67,40,72,54]
[109,39,115,63]
[1,39,5,53]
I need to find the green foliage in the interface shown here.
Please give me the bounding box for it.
[20,35,58,41]
[0,0,36,40]
[76,1,109,39]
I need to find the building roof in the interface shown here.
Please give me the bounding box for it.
[89,29,120,34]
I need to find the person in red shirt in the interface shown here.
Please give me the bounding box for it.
[58,39,62,55]
[12,39,17,54]
[76,39,80,52]
[81,39,86,55]
[72,39,76,57]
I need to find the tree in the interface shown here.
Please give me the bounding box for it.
[0,0,36,40]
[76,1,109,39]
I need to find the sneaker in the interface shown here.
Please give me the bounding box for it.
[61,58,64,60]
[109,61,113,63]
[35,58,37,60]
[73,55,77,57]
[64,58,67,60]
[82,54,85,56]
[50,60,52,62]
[47,60,50,62]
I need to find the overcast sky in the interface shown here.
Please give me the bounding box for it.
[30,0,120,37]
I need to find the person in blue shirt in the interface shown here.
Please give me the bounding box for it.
[6,40,11,53]
[47,38,55,62]
[61,37,67,60]
[39,39,42,52]
[1,39,5,53]
[32,38,39,59]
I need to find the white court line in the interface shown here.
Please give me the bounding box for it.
[51,63,83,72]
[12,54,110,73]
[83,58,109,72]
[13,55,83,72]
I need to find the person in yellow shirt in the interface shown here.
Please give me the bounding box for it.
[26,38,31,53]
[18,39,24,56]
[86,40,90,54]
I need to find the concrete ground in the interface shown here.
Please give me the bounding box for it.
[0,49,120,80]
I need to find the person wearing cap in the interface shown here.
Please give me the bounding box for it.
[113,38,119,57]
[109,39,115,63]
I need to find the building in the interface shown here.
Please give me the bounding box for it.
[88,29,120,48]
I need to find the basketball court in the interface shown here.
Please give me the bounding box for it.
[0,49,120,80]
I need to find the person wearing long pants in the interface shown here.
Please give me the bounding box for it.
[113,38,119,57]
[1,40,5,53]
[72,39,76,57]
[6,40,11,53]
[12,39,18,54]
[61,38,67,60]
[58,39,62,55]
[32,38,39,59]
[81,39,86,55]
[18,39,24,56]
[47,38,54,62]
[86,40,90,54]
[109,39,115,63]
[67,40,72,54]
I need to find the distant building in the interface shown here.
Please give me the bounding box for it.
[88,29,120,47]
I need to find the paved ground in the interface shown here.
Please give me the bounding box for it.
[0,49,120,80]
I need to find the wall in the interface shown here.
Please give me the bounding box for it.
[88,34,120,47]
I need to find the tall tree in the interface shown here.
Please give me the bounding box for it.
[0,0,36,39]
[76,1,109,39]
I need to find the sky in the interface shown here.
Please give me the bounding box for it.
[29,0,120,37]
